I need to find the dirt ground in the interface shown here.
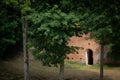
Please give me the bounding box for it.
[0,56,120,80]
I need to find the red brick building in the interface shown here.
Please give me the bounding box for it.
[67,34,109,65]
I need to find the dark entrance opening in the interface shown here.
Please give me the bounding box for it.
[87,49,93,65]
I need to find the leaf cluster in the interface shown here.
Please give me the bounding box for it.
[28,5,81,66]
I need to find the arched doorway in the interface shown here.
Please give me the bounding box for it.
[86,49,93,65]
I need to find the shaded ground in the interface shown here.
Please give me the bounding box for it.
[0,56,120,80]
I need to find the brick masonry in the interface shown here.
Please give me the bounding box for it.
[67,34,109,64]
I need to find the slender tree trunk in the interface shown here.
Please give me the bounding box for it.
[22,16,29,80]
[59,61,64,80]
[100,41,104,80]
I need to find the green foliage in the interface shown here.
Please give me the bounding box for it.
[80,0,120,60]
[0,0,120,61]
[61,0,120,60]
[0,0,22,59]
[28,5,81,66]
[0,0,25,58]
[19,0,32,15]
[0,0,33,59]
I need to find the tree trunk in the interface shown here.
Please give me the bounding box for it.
[22,16,29,80]
[100,43,104,80]
[59,61,64,80]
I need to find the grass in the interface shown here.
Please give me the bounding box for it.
[65,60,102,70]
[0,56,120,80]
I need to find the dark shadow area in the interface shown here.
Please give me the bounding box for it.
[104,63,120,67]
[2,43,22,60]
[87,49,93,65]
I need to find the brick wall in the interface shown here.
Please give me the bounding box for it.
[67,34,101,64]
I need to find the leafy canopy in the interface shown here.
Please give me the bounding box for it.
[28,5,81,66]
[0,0,22,58]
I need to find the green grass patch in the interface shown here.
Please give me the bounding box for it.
[65,60,97,70]
[65,60,113,70]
